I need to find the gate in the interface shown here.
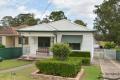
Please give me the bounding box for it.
[94,49,116,60]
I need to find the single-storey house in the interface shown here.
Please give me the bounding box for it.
[0,27,19,47]
[0,27,29,48]
[18,19,95,60]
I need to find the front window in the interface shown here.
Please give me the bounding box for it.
[69,43,81,50]
[61,35,83,50]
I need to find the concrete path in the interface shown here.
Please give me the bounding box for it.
[0,64,34,74]
[99,59,120,80]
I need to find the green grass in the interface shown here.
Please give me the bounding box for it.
[0,59,32,70]
[82,65,101,80]
[0,65,37,80]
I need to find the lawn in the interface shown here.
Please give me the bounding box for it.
[82,65,101,80]
[0,65,37,80]
[0,59,32,70]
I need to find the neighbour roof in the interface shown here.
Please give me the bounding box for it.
[0,27,19,36]
[18,19,95,32]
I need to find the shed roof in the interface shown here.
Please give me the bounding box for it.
[18,19,95,32]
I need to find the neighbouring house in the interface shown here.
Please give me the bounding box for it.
[0,27,19,47]
[17,19,95,60]
[0,27,29,48]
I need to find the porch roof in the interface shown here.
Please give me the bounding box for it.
[18,19,95,32]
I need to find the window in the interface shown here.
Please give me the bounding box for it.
[69,43,81,50]
[61,35,83,50]
[0,37,2,44]
[38,37,50,48]
[19,37,28,45]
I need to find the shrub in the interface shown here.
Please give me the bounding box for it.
[51,43,71,60]
[104,42,116,49]
[82,58,90,65]
[36,57,82,77]
[0,44,5,48]
[69,51,90,58]
[69,51,91,65]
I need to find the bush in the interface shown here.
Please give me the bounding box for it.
[51,43,71,60]
[104,42,116,49]
[69,51,90,58]
[0,44,5,48]
[0,57,3,62]
[36,57,82,77]
[82,58,90,65]
[69,51,91,65]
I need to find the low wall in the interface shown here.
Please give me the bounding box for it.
[31,69,84,80]
[0,47,22,59]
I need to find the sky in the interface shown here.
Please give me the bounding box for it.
[0,0,104,29]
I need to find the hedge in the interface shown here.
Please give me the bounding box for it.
[69,51,91,65]
[36,57,82,77]
[69,51,90,58]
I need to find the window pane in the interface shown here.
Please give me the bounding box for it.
[69,43,80,50]
[19,37,28,45]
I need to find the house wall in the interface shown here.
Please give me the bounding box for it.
[0,36,20,48]
[6,36,15,47]
[20,31,94,60]
[1,36,6,46]
[56,32,94,60]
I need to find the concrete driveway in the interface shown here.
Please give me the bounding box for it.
[99,59,120,80]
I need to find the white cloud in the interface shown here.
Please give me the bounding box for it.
[0,0,49,20]
[0,0,10,6]
[17,6,50,19]
[51,0,104,28]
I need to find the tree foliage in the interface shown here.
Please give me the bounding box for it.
[0,13,39,27]
[74,20,87,26]
[49,11,67,21]
[94,0,120,44]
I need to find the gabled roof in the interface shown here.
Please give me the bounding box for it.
[18,19,95,32]
[0,27,18,36]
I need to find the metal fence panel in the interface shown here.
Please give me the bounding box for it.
[0,47,22,59]
[94,49,116,60]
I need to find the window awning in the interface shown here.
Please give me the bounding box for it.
[61,35,83,43]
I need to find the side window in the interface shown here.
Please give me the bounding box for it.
[19,37,28,45]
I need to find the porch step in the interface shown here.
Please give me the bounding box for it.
[36,53,49,58]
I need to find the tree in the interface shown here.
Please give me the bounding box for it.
[94,0,120,44]
[74,20,87,26]
[0,13,39,27]
[42,18,50,23]
[49,11,67,21]
[1,16,13,26]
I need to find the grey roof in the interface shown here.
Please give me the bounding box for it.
[18,19,95,32]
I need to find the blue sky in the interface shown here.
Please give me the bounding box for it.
[0,0,103,28]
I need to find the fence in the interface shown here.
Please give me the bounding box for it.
[0,47,22,59]
[94,49,116,60]
[23,46,30,55]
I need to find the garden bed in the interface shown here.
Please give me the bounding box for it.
[31,69,84,80]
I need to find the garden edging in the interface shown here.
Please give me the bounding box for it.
[31,69,84,80]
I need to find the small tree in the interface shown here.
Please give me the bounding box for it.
[51,43,71,60]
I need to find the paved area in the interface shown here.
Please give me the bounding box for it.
[99,59,120,80]
[0,64,34,74]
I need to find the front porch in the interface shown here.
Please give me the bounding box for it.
[22,36,55,57]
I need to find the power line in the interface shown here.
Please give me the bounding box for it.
[41,0,53,19]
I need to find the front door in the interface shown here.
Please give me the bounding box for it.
[38,37,50,48]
